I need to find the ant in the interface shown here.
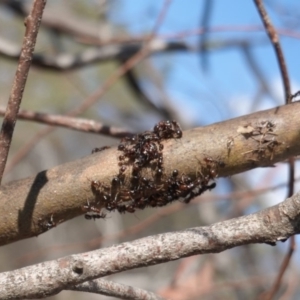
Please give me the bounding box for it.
[118,144,126,151]
[110,176,121,201]
[85,211,107,220]
[117,205,127,214]
[105,201,118,212]
[91,146,111,154]
[91,180,101,191]
[90,180,111,202]
[82,199,106,220]
[38,214,56,231]
[111,120,185,214]
[172,169,179,177]
[125,205,136,213]
[154,120,182,139]
[82,199,100,213]
[155,167,164,179]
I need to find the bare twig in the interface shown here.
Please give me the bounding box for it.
[2,0,106,42]
[253,0,291,103]
[262,237,295,300]
[199,0,213,71]
[0,0,47,184]
[0,36,269,71]
[241,45,281,107]
[69,279,166,300]
[0,107,134,138]
[1,191,300,299]
[5,1,300,45]
[120,66,174,120]
[0,36,191,70]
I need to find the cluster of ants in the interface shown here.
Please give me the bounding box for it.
[84,120,220,220]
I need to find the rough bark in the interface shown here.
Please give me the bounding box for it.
[0,101,299,246]
[0,191,300,299]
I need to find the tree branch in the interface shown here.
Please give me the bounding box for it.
[1,190,300,299]
[0,102,299,246]
[0,35,267,71]
[0,107,134,138]
[0,36,189,70]
[0,0,47,184]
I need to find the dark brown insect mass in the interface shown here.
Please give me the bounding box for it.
[91,146,111,154]
[38,214,56,231]
[87,120,217,219]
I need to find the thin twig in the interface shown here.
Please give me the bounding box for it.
[0,37,190,70]
[0,107,134,138]
[6,2,300,45]
[253,0,291,103]
[0,0,47,184]
[287,157,295,198]
[199,0,213,71]
[262,237,295,300]
[69,278,166,300]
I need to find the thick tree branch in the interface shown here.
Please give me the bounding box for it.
[1,191,300,299]
[0,102,299,246]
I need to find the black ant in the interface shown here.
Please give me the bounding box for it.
[38,214,56,231]
[110,176,121,201]
[91,146,111,154]
[172,169,179,177]
[91,180,102,192]
[118,144,126,151]
[82,199,100,213]
[85,211,107,220]
[154,120,182,139]
[82,199,106,220]
[117,205,127,214]
[125,205,136,213]
[156,167,164,177]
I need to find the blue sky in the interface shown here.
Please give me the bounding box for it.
[109,0,300,125]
